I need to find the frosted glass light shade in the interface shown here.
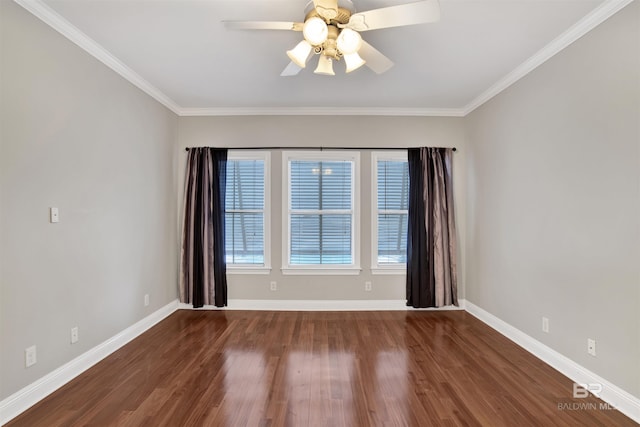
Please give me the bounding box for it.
[336,29,362,54]
[344,52,366,73]
[303,17,329,45]
[314,55,335,76]
[286,41,312,68]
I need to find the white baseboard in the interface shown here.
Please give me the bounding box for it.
[464,300,640,423]
[179,299,466,311]
[0,299,179,425]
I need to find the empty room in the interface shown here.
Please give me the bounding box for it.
[1,0,638,425]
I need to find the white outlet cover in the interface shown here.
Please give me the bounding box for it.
[71,327,79,344]
[25,345,37,367]
[49,207,59,223]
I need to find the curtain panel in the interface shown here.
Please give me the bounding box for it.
[180,148,228,308]
[406,147,458,308]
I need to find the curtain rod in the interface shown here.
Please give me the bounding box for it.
[185,146,456,152]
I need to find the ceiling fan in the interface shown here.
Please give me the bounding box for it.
[224,0,440,76]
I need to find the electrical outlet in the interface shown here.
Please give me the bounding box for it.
[587,338,596,357]
[542,317,549,333]
[270,281,277,291]
[25,345,37,367]
[49,207,59,223]
[365,281,372,291]
[71,327,79,344]
[144,294,150,307]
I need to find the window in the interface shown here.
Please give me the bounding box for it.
[372,152,408,274]
[225,151,270,273]
[283,151,360,274]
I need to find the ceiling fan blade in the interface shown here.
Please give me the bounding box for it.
[359,41,394,74]
[313,0,339,20]
[223,21,303,31]
[281,61,303,77]
[346,0,440,32]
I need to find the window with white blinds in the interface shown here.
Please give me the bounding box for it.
[283,151,360,273]
[225,152,270,271]
[372,152,408,272]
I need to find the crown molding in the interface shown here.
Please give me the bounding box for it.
[177,107,466,117]
[15,0,633,118]
[13,0,462,117]
[14,0,182,115]
[462,0,635,116]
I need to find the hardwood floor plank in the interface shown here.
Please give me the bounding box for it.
[5,310,636,427]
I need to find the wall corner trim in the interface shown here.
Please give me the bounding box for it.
[176,107,466,117]
[464,300,640,423]
[13,0,182,115]
[0,299,180,425]
[462,0,636,115]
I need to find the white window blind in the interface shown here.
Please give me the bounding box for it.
[376,157,409,265]
[225,158,265,265]
[288,159,354,265]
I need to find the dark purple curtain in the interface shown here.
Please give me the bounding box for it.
[180,148,227,308]
[406,147,458,308]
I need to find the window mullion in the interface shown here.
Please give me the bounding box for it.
[227,209,263,213]
[379,209,407,215]
[290,209,352,215]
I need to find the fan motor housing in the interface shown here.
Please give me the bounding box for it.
[305,7,352,26]
[322,25,340,60]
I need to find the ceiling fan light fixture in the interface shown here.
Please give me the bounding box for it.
[303,17,329,45]
[314,55,335,76]
[336,28,362,54]
[344,52,366,73]
[287,40,312,68]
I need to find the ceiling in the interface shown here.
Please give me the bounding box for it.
[18,0,627,115]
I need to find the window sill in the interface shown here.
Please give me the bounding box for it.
[371,267,406,275]
[281,267,362,276]
[227,267,272,275]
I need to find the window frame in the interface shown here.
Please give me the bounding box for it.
[371,151,408,275]
[282,151,361,275]
[225,150,271,275]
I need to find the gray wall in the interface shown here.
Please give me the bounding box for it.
[0,1,179,400]
[2,0,637,411]
[465,1,640,398]
[178,116,467,301]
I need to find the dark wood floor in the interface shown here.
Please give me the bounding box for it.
[6,310,635,426]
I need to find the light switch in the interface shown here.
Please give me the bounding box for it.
[50,207,59,223]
